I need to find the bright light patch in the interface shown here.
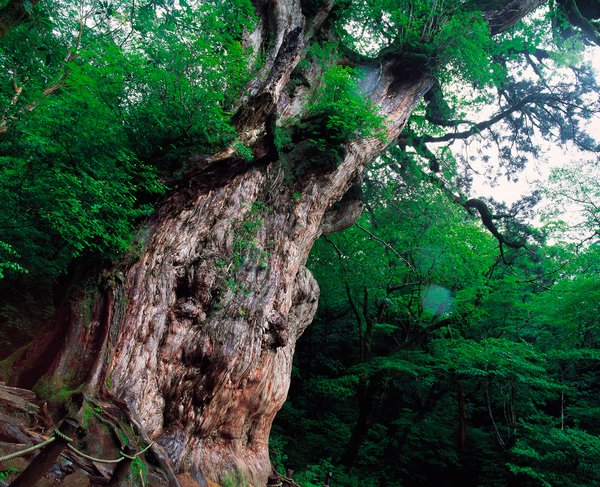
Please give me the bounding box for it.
[422,284,453,317]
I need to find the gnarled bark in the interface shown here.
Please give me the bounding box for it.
[17,75,430,487]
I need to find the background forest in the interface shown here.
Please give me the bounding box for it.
[0,0,599,486]
[267,2,600,485]
[272,156,600,486]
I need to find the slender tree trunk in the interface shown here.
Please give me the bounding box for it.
[457,383,467,452]
[342,376,376,467]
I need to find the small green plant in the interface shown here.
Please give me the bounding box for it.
[226,201,270,291]
[221,470,250,487]
[131,456,148,485]
[308,65,386,147]
[274,124,293,152]
[48,388,80,402]
[232,202,269,270]
[82,402,98,428]
[0,467,19,481]
[275,66,386,182]
[233,140,254,161]
[251,201,268,213]
[33,375,79,402]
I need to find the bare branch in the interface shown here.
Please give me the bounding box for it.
[423,93,565,144]
[355,223,415,269]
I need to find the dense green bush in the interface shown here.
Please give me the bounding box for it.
[0,0,256,278]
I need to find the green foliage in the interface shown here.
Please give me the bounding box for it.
[293,459,337,487]
[81,402,98,429]
[433,9,498,85]
[403,5,598,184]
[274,66,385,181]
[270,433,289,475]
[0,241,25,279]
[337,0,501,86]
[308,65,386,146]
[296,40,340,71]
[0,0,257,280]
[233,140,254,161]
[508,425,600,486]
[274,125,294,153]
[275,158,600,486]
[274,65,385,182]
[227,201,270,292]
[540,158,600,244]
[131,456,148,485]
[0,467,19,482]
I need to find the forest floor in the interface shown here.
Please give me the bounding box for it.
[0,383,223,487]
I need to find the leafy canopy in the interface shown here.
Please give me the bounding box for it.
[0,0,256,278]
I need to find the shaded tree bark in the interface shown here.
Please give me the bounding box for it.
[0,0,37,38]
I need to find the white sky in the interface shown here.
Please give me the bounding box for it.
[470,46,600,206]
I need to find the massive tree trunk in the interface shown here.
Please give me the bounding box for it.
[2,0,544,484]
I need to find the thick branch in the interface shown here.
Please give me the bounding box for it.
[463,198,525,249]
[559,0,600,45]
[423,93,563,143]
[483,0,546,35]
[399,130,441,172]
